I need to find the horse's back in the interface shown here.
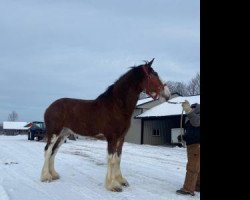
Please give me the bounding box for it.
[44,98,93,128]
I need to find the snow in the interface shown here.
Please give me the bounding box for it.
[136,97,154,106]
[3,122,29,130]
[0,135,200,200]
[136,95,200,118]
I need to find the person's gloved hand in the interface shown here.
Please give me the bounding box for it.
[182,100,192,113]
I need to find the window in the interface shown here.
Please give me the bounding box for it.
[152,129,160,137]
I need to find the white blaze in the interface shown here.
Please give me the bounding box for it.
[160,78,171,100]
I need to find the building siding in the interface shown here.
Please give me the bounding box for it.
[125,109,142,144]
[125,99,164,144]
[142,116,183,145]
[143,119,168,145]
[3,129,29,135]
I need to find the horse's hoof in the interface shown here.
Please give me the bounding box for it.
[120,178,129,187]
[121,182,129,187]
[52,173,60,180]
[40,173,53,182]
[112,187,123,192]
[50,171,60,180]
[41,178,53,182]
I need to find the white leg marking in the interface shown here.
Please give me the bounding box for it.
[105,153,128,191]
[106,153,122,191]
[49,154,60,180]
[114,154,128,187]
[40,134,58,182]
[48,128,73,180]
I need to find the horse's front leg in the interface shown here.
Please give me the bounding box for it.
[105,138,129,192]
[115,138,129,187]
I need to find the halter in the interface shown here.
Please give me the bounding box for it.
[142,66,166,100]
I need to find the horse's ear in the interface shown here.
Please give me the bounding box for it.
[147,58,155,67]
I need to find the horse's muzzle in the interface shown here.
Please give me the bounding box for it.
[160,85,171,101]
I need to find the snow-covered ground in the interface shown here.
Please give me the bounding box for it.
[0,135,200,200]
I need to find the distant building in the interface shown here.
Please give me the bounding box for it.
[0,123,3,135]
[3,121,29,135]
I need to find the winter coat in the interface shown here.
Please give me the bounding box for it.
[183,103,200,145]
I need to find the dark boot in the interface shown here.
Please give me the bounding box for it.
[195,171,200,192]
[176,188,195,196]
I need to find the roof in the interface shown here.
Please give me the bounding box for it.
[24,121,44,127]
[136,97,154,106]
[135,95,200,118]
[3,122,29,130]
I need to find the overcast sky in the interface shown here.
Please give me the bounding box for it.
[0,0,200,122]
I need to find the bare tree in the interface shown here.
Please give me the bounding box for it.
[166,72,200,96]
[186,73,200,95]
[8,111,18,121]
[166,81,188,96]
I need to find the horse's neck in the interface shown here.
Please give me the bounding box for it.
[96,69,144,115]
[113,78,142,115]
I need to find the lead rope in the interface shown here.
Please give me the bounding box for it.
[180,108,186,148]
[168,101,187,147]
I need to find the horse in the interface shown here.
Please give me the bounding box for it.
[40,58,171,192]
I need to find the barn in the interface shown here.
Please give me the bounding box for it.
[126,95,200,146]
[3,121,29,135]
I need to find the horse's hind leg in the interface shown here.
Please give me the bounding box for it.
[49,128,72,180]
[48,137,63,180]
[40,128,71,182]
[40,133,60,182]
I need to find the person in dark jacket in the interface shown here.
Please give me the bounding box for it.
[176,100,200,196]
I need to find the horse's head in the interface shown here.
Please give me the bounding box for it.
[141,58,171,101]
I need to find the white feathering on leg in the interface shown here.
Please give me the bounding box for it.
[40,134,58,182]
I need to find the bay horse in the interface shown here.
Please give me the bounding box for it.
[40,58,171,192]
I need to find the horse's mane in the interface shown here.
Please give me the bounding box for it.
[96,65,145,100]
[96,84,115,100]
